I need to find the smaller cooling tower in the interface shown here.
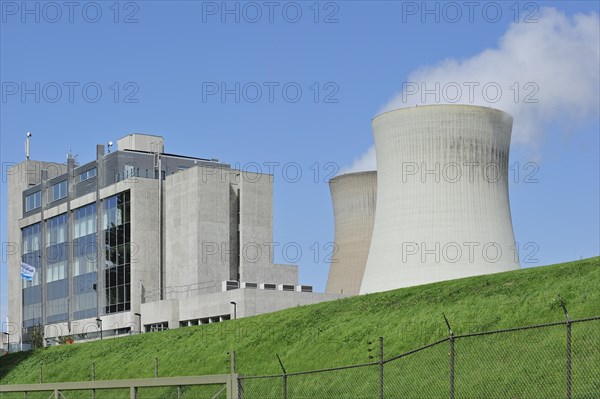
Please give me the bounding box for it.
[326,171,377,295]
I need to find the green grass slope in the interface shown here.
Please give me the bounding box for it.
[1,257,599,398]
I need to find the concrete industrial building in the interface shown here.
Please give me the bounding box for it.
[360,105,520,294]
[6,134,340,349]
[325,171,377,295]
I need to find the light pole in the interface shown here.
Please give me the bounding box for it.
[134,313,142,334]
[230,301,237,320]
[2,332,8,354]
[95,318,103,340]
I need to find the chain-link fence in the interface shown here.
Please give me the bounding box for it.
[238,316,600,399]
[3,313,598,398]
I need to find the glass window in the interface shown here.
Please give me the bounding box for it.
[22,223,41,287]
[49,180,67,202]
[22,223,42,331]
[46,214,68,247]
[103,191,131,314]
[25,191,41,212]
[74,203,97,240]
[79,167,97,182]
[45,214,68,286]
[73,202,97,320]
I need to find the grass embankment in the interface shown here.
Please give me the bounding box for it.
[1,257,599,398]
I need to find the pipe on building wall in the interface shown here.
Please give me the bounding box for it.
[157,153,164,300]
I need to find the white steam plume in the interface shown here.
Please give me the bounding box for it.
[343,8,600,174]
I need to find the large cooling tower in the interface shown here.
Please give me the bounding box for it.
[326,171,377,295]
[360,105,520,294]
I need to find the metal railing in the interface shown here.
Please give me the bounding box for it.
[0,374,238,399]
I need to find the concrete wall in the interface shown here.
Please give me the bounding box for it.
[239,172,273,271]
[326,171,377,295]
[238,172,297,285]
[117,134,164,153]
[141,289,343,327]
[163,166,234,296]
[361,105,520,294]
[42,311,139,340]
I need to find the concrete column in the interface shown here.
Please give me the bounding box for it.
[67,156,75,328]
[95,146,104,318]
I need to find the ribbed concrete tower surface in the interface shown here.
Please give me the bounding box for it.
[326,171,377,295]
[360,105,520,294]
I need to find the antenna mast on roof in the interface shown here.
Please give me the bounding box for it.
[25,132,32,160]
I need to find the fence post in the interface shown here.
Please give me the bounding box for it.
[92,362,96,399]
[559,297,572,399]
[276,354,288,399]
[229,350,241,399]
[379,336,384,399]
[155,356,159,378]
[443,314,455,399]
[230,351,237,374]
[40,364,43,384]
[237,376,244,399]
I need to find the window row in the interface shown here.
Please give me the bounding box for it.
[22,224,41,254]
[74,291,97,313]
[23,303,42,326]
[74,203,96,239]
[74,253,97,276]
[74,272,97,294]
[24,181,66,212]
[105,244,132,267]
[105,284,131,306]
[104,225,131,250]
[46,261,67,283]
[50,180,67,202]
[25,191,41,212]
[79,167,97,182]
[46,297,68,324]
[23,194,127,250]
[102,192,131,229]
[46,214,67,247]
[23,170,98,213]
[105,265,131,287]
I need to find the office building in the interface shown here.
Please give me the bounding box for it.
[6,134,340,348]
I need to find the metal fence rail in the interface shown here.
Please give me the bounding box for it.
[0,374,238,399]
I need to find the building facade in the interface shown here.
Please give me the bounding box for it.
[7,134,340,348]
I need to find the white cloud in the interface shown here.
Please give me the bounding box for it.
[345,8,600,173]
[340,146,376,174]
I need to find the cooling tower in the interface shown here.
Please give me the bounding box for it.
[360,105,520,294]
[326,171,377,295]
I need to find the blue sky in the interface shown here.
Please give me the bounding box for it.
[1,1,599,325]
